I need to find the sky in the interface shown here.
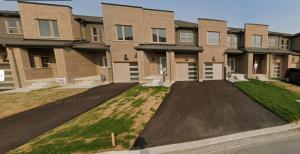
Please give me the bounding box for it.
[1,0,300,34]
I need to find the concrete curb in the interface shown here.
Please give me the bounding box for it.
[100,122,300,154]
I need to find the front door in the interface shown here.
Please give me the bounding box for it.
[159,57,166,75]
[228,58,236,72]
[273,62,281,78]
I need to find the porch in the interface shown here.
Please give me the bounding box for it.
[4,41,111,88]
[136,44,203,86]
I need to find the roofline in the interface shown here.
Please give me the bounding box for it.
[245,23,268,27]
[101,2,174,13]
[18,1,72,9]
[198,18,227,22]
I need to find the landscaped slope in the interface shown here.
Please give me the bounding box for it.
[10,86,169,154]
[0,87,87,119]
[235,80,300,122]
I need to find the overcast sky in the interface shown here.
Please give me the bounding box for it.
[1,0,300,34]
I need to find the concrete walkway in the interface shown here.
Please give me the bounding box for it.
[0,83,136,154]
[100,122,300,154]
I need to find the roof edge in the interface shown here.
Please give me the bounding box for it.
[245,23,268,27]
[18,0,72,9]
[198,18,227,22]
[101,2,173,13]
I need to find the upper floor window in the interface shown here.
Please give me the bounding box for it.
[91,27,100,42]
[37,19,59,38]
[5,19,22,34]
[152,28,167,43]
[117,25,133,41]
[207,32,220,45]
[227,35,238,48]
[252,34,262,48]
[269,37,276,48]
[180,31,193,43]
[281,39,289,50]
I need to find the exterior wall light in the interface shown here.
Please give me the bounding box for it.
[124,54,129,61]
[185,56,189,62]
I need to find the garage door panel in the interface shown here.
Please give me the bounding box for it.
[176,63,198,81]
[114,63,130,83]
[205,63,223,80]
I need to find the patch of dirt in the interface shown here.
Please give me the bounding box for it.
[270,81,300,94]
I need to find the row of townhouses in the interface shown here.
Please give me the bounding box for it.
[1,1,300,89]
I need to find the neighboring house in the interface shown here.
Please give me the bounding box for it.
[0,1,300,89]
[0,1,111,89]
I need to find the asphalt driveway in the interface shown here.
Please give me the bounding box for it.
[0,83,136,154]
[133,81,286,149]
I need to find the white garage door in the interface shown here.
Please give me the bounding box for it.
[204,63,223,80]
[114,62,139,83]
[176,63,198,81]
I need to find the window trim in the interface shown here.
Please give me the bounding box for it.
[252,34,262,48]
[179,31,194,43]
[227,35,238,48]
[152,28,167,43]
[207,31,220,45]
[36,19,60,38]
[116,25,133,41]
[5,19,22,34]
[91,27,100,42]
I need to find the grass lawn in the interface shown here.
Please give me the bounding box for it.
[0,87,87,119]
[234,80,300,122]
[10,86,169,154]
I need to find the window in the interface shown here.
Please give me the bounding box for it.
[281,38,289,50]
[100,56,108,67]
[152,28,167,43]
[5,19,22,34]
[180,31,193,43]
[227,35,238,48]
[117,25,133,40]
[37,19,59,37]
[207,32,220,45]
[91,27,100,42]
[252,34,262,47]
[269,37,276,48]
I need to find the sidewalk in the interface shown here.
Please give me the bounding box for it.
[100,122,300,154]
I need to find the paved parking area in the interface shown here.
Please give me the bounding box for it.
[133,81,286,149]
[0,83,136,154]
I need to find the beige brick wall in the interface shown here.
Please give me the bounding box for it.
[0,17,24,38]
[18,2,78,40]
[54,48,98,82]
[198,19,227,80]
[102,3,175,82]
[102,4,175,45]
[244,24,269,48]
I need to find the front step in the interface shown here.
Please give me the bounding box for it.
[228,73,248,83]
[142,75,164,87]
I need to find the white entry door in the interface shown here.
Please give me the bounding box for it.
[228,58,236,72]
[159,57,166,75]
